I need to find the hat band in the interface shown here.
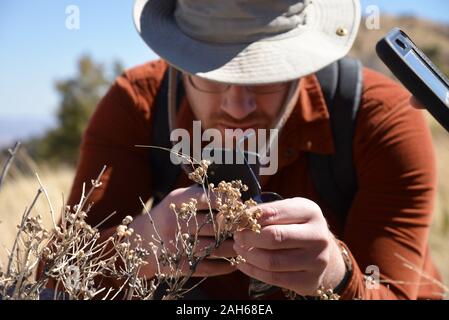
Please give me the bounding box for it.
[174,0,311,44]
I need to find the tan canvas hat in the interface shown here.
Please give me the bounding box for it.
[134,0,361,85]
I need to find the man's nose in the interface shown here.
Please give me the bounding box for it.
[220,85,257,120]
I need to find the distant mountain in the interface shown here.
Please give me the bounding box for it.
[0,116,56,148]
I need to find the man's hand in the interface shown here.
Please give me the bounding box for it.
[410,96,425,109]
[130,185,237,279]
[233,198,347,296]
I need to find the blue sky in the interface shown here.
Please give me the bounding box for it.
[0,0,448,121]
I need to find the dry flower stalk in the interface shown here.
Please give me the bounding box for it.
[0,145,261,300]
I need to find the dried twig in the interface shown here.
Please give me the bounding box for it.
[394,253,449,297]
[35,173,57,230]
[0,141,21,193]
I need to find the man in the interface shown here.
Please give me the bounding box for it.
[67,0,443,299]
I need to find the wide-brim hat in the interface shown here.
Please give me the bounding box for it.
[133,0,361,85]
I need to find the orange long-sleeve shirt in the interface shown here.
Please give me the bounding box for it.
[67,59,443,300]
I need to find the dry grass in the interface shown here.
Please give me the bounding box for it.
[427,116,449,286]
[0,150,72,264]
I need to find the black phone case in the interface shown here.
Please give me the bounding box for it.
[206,161,260,201]
[376,28,449,132]
[201,148,261,201]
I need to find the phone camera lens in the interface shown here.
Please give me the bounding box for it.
[395,38,407,50]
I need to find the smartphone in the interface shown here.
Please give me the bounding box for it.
[376,28,449,132]
[203,148,261,201]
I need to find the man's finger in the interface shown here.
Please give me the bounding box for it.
[161,257,237,277]
[167,185,218,211]
[234,224,325,250]
[236,262,318,295]
[233,245,319,272]
[410,96,425,109]
[196,237,236,258]
[192,260,237,277]
[252,198,319,227]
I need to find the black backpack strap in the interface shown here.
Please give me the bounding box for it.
[149,68,184,206]
[308,57,363,218]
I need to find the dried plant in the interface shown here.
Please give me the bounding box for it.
[0,143,260,300]
[135,159,260,300]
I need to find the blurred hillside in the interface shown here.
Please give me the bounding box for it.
[350,15,449,77]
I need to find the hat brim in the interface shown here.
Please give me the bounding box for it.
[134,0,361,85]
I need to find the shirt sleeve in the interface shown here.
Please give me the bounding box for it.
[338,69,439,299]
[67,71,156,229]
